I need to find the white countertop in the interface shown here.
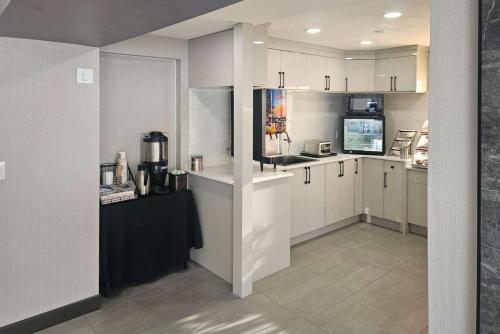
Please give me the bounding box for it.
[271,154,412,170]
[189,154,421,185]
[188,163,294,186]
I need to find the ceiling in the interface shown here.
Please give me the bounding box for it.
[151,0,430,50]
[0,0,242,47]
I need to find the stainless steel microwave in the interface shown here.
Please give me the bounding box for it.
[345,94,384,115]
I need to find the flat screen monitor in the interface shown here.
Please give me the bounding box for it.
[343,116,385,155]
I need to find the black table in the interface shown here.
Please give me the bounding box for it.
[99,190,202,296]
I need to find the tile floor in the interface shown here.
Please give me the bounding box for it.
[38,223,428,334]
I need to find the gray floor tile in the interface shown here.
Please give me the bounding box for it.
[143,293,305,334]
[257,250,386,320]
[392,251,428,285]
[311,272,428,334]
[36,316,95,334]
[40,223,428,334]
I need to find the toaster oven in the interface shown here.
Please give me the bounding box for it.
[304,140,332,156]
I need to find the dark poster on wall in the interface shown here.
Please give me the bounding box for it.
[480,1,500,333]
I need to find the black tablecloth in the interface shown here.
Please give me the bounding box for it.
[99,190,202,296]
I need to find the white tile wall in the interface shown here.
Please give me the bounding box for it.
[189,88,232,167]
[286,92,345,154]
[384,93,429,150]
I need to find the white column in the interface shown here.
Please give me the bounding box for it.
[232,23,254,298]
[428,0,477,333]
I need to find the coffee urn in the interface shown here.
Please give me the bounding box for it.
[142,131,168,194]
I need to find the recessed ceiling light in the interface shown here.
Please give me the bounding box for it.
[384,11,402,18]
[253,40,264,45]
[305,28,321,34]
[345,57,353,60]
[360,40,373,45]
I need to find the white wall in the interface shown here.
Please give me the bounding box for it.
[428,0,478,333]
[0,38,100,327]
[384,93,428,151]
[101,35,189,169]
[100,53,176,173]
[189,88,232,167]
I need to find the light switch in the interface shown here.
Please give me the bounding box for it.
[77,68,94,84]
[0,161,5,181]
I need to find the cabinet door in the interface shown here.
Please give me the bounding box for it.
[383,171,404,223]
[340,159,356,221]
[393,56,417,92]
[354,158,364,215]
[363,158,384,217]
[281,51,308,89]
[408,171,428,227]
[267,49,282,88]
[307,54,328,91]
[374,58,394,92]
[253,45,267,86]
[408,182,427,227]
[306,164,326,232]
[325,162,342,225]
[290,167,308,238]
[345,59,375,92]
[326,57,346,92]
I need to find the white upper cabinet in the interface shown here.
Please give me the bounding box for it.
[281,51,308,89]
[374,55,427,92]
[393,56,417,92]
[306,54,328,91]
[267,49,282,88]
[264,45,428,93]
[326,57,346,92]
[253,45,268,87]
[345,59,375,92]
[374,58,394,92]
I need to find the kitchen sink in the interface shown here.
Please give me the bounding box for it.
[274,155,318,166]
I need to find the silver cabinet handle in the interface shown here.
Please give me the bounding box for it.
[390,76,393,91]
[355,159,358,174]
[394,76,397,91]
[345,77,348,92]
[304,167,308,184]
[325,76,328,90]
[384,172,387,188]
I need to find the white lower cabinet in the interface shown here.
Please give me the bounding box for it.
[326,160,355,224]
[383,162,405,223]
[363,159,384,217]
[354,158,364,215]
[290,165,326,238]
[408,170,428,227]
[363,158,405,223]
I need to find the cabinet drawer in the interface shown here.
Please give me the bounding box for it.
[408,170,427,185]
[384,161,404,174]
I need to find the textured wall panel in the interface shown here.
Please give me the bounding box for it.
[0,37,99,326]
[428,0,478,333]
